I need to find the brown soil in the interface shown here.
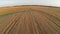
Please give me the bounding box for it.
[0,6,60,34]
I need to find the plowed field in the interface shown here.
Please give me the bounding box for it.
[0,6,60,34]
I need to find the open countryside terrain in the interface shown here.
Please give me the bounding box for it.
[0,5,60,34]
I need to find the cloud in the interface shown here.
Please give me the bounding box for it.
[0,0,60,7]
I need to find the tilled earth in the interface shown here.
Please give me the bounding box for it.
[0,10,60,34]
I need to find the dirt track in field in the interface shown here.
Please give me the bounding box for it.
[1,10,60,34]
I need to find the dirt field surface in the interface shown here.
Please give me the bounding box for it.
[0,6,60,34]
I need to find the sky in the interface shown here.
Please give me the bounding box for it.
[0,0,60,7]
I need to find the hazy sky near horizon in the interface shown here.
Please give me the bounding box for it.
[0,0,60,7]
